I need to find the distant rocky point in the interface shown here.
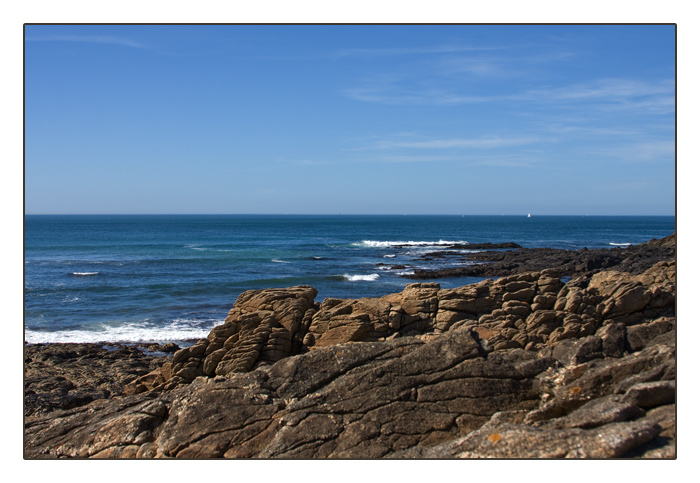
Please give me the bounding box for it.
[397,242,523,250]
[24,235,676,458]
[404,233,676,279]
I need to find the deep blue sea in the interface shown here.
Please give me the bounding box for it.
[24,215,675,344]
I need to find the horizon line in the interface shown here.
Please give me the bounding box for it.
[23,213,677,217]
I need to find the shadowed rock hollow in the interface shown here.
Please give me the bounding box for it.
[24,237,676,459]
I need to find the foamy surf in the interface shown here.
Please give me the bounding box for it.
[356,240,469,248]
[272,259,292,263]
[344,274,380,282]
[24,319,221,344]
[71,272,99,276]
[609,242,632,246]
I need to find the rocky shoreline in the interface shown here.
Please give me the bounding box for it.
[402,234,676,279]
[24,342,178,418]
[24,234,676,458]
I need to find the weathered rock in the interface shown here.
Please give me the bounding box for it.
[626,317,675,352]
[393,418,661,458]
[24,237,676,458]
[622,380,676,409]
[405,234,675,279]
[598,322,627,358]
[24,343,169,417]
[25,329,554,458]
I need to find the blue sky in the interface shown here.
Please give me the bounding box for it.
[24,24,676,215]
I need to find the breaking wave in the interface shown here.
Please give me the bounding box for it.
[24,318,221,344]
[356,240,469,248]
[343,274,380,282]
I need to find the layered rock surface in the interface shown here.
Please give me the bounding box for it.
[25,256,676,458]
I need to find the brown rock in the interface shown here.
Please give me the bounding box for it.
[24,246,675,459]
[622,381,676,409]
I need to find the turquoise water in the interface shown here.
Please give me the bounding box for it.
[24,214,675,343]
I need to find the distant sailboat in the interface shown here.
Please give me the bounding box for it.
[527,213,531,218]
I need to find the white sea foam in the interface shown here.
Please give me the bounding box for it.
[24,319,221,344]
[609,242,632,246]
[272,258,291,263]
[383,254,397,258]
[344,274,380,282]
[356,240,469,248]
[396,270,415,276]
[72,272,99,276]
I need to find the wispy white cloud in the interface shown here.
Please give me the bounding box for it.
[341,87,424,105]
[519,79,675,114]
[334,44,508,58]
[343,77,675,117]
[292,159,332,166]
[588,140,675,162]
[25,34,146,49]
[468,155,538,168]
[370,136,541,150]
[370,154,537,167]
[542,124,639,136]
[370,155,462,163]
[341,84,506,105]
[517,79,675,118]
[528,79,674,101]
[598,96,675,115]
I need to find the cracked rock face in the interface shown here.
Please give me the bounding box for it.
[125,259,674,395]
[24,257,676,459]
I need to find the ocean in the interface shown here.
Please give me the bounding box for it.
[24,214,675,344]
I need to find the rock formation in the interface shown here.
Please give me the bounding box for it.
[404,233,676,279]
[24,252,676,458]
[24,343,172,417]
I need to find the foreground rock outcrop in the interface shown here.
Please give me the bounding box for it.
[24,251,676,458]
